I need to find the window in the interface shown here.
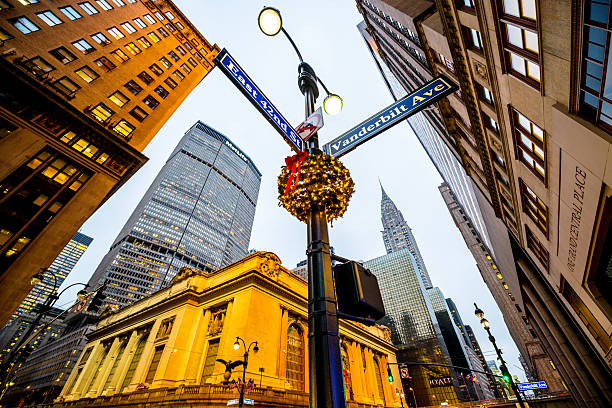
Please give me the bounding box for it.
[0,28,13,41]
[49,47,77,64]
[157,27,169,37]
[286,324,304,391]
[120,22,136,34]
[145,345,164,383]
[94,56,116,72]
[120,336,147,392]
[438,52,454,72]
[111,0,125,6]
[137,36,151,48]
[95,0,112,10]
[154,85,169,99]
[191,39,199,46]
[129,106,148,121]
[59,6,82,21]
[133,18,146,29]
[501,0,536,20]
[144,14,155,24]
[147,31,161,43]
[72,39,95,54]
[164,77,177,89]
[36,11,63,26]
[165,23,175,32]
[149,63,163,76]
[511,108,546,182]
[74,65,99,83]
[372,356,385,399]
[78,2,98,15]
[91,32,111,46]
[137,71,153,84]
[71,138,99,158]
[121,43,139,57]
[176,45,186,56]
[464,26,483,51]
[482,112,499,133]
[124,80,142,95]
[188,57,197,68]
[113,119,135,138]
[164,11,175,20]
[526,225,548,269]
[181,63,191,74]
[53,76,80,96]
[459,0,475,9]
[477,83,494,105]
[168,51,180,62]
[111,48,130,63]
[107,26,125,40]
[519,179,548,236]
[175,22,184,30]
[194,51,203,61]
[90,103,114,122]
[172,69,184,81]
[154,11,164,21]
[24,57,55,74]
[159,56,171,69]
[142,95,159,110]
[9,16,40,34]
[16,0,39,4]
[108,90,129,107]
[201,339,219,383]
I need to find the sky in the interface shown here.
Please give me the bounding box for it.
[56,0,526,379]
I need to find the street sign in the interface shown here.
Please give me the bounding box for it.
[400,367,410,379]
[296,107,324,141]
[322,75,457,158]
[227,398,254,405]
[213,48,304,152]
[517,381,548,390]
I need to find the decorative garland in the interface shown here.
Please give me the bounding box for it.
[278,153,354,224]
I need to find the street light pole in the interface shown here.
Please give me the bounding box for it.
[233,336,259,408]
[474,303,527,408]
[258,8,345,408]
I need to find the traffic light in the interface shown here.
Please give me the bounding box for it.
[500,365,511,384]
[333,261,385,321]
[87,285,107,314]
[387,366,394,382]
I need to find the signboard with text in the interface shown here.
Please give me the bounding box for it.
[214,48,304,152]
[323,75,457,158]
[518,381,548,391]
[428,377,453,388]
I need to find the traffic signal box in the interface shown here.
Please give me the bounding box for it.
[333,261,385,321]
[87,285,107,314]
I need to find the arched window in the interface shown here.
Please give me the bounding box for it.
[341,345,353,400]
[286,324,305,391]
[373,356,385,400]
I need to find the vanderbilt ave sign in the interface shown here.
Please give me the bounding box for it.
[323,75,457,158]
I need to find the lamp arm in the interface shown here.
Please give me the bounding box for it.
[281,27,303,63]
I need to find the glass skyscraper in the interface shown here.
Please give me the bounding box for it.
[87,121,261,310]
[380,183,433,289]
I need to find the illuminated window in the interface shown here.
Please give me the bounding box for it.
[71,138,99,158]
[90,103,114,122]
[107,26,124,40]
[147,31,161,43]
[94,56,116,72]
[124,42,141,55]
[111,48,130,63]
[23,57,54,74]
[74,65,99,83]
[159,56,172,68]
[181,63,191,74]
[0,28,13,41]
[286,324,305,391]
[137,36,151,48]
[519,178,548,236]
[112,119,135,138]
[172,69,184,81]
[53,76,80,96]
[108,90,129,107]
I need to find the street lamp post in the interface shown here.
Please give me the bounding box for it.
[258,8,345,408]
[233,336,259,408]
[474,303,527,408]
[395,389,405,407]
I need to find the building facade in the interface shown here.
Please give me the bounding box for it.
[0,0,219,326]
[86,121,261,311]
[42,252,405,408]
[364,248,460,406]
[356,1,612,405]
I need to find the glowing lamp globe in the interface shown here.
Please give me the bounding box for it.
[258,7,282,36]
[323,93,343,115]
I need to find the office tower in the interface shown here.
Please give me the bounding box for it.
[0,0,219,326]
[364,249,460,406]
[291,259,308,281]
[380,183,433,288]
[50,252,404,407]
[439,183,564,392]
[0,232,92,363]
[356,1,612,404]
[87,121,261,310]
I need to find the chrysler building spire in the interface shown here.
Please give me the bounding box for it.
[380,182,433,288]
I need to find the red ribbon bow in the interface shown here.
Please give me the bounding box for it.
[284,151,308,195]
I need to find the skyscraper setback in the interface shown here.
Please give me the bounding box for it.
[87,121,261,310]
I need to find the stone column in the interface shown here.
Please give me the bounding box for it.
[71,341,105,399]
[277,307,289,378]
[106,329,139,395]
[185,308,211,384]
[85,336,120,398]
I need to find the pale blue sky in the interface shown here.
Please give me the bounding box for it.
[57,0,526,379]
